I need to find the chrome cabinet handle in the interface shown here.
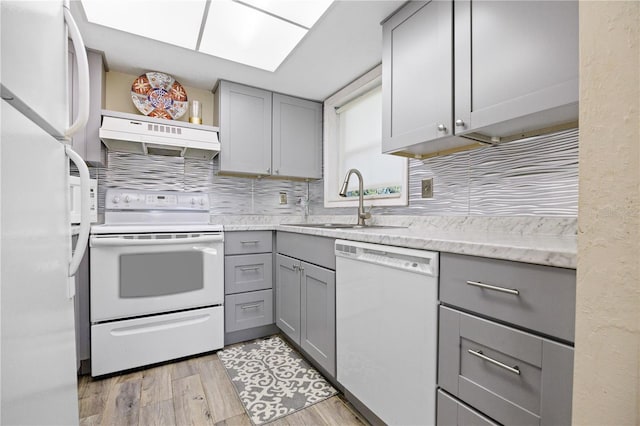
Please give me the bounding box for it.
[292,264,299,271]
[299,266,304,272]
[241,303,261,310]
[455,119,465,127]
[468,349,521,375]
[274,169,279,175]
[240,240,259,244]
[240,266,260,272]
[437,124,447,132]
[466,280,519,296]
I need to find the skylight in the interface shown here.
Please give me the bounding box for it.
[80,0,334,72]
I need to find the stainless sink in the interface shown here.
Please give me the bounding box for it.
[282,223,406,230]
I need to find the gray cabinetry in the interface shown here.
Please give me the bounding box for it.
[437,390,499,426]
[438,254,576,426]
[216,81,322,179]
[224,231,277,345]
[68,47,106,166]
[440,253,576,342]
[382,0,578,158]
[272,93,322,179]
[276,232,336,377]
[217,81,272,176]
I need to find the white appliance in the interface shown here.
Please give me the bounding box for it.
[69,175,97,224]
[1,1,92,424]
[89,189,225,376]
[99,110,221,160]
[335,240,439,425]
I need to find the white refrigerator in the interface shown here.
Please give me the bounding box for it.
[1,1,92,424]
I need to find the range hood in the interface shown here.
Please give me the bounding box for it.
[99,110,220,161]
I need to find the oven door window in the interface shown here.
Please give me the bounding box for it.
[119,251,204,298]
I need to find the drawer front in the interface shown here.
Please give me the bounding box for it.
[439,306,574,426]
[276,231,335,270]
[437,390,499,426]
[440,253,576,342]
[225,289,273,332]
[225,231,272,255]
[225,253,273,294]
[91,306,223,376]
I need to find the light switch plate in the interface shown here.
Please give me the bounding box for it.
[421,178,433,198]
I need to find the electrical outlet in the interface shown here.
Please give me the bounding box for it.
[279,192,287,205]
[421,178,433,198]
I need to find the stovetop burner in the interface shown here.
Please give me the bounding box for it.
[92,189,221,234]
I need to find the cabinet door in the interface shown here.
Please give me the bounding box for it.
[69,47,106,166]
[275,254,301,344]
[300,261,336,376]
[382,0,453,153]
[272,94,322,179]
[219,81,272,175]
[454,0,578,136]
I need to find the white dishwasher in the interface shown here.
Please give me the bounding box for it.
[335,240,439,425]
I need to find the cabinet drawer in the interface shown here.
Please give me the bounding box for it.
[440,253,576,342]
[225,290,274,332]
[439,306,574,426]
[225,253,272,295]
[277,232,335,270]
[437,390,499,426]
[225,231,272,255]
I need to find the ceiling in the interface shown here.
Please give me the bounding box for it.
[69,0,405,102]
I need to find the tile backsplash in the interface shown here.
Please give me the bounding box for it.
[96,128,578,217]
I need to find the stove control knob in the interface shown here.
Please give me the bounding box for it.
[112,195,120,204]
[199,198,205,206]
[190,197,196,205]
[124,195,131,203]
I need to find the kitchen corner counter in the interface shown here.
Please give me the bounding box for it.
[218,216,577,269]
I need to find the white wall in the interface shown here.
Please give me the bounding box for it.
[573,2,640,424]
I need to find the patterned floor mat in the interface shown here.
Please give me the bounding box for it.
[218,336,338,425]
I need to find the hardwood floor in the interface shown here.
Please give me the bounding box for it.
[77,351,366,426]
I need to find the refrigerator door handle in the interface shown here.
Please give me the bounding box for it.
[63,3,89,138]
[66,145,91,276]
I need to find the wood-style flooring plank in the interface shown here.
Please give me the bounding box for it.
[99,379,142,426]
[213,412,252,426]
[78,376,118,419]
[79,413,102,426]
[313,396,367,425]
[197,356,245,423]
[172,374,214,426]
[139,399,176,426]
[170,358,201,381]
[140,365,173,407]
[276,405,327,425]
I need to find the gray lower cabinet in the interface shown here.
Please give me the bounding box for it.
[438,306,574,426]
[437,389,499,426]
[275,233,336,377]
[438,253,576,425]
[215,81,322,179]
[224,231,276,345]
[382,0,578,158]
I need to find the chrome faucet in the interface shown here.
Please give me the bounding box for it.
[339,168,371,226]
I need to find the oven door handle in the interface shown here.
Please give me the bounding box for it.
[90,234,224,247]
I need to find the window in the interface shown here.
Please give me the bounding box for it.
[323,65,408,208]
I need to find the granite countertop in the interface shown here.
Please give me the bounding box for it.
[217,215,577,269]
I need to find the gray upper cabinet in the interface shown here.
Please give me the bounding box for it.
[454,0,578,141]
[216,81,322,179]
[69,47,106,166]
[272,94,322,179]
[217,81,272,176]
[382,0,456,156]
[382,0,578,157]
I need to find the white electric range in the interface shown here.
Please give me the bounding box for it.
[89,189,224,376]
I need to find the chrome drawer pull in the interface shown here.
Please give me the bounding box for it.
[468,349,521,375]
[240,240,260,244]
[466,280,519,295]
[240,303,261,310]
[240,266,260,272]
